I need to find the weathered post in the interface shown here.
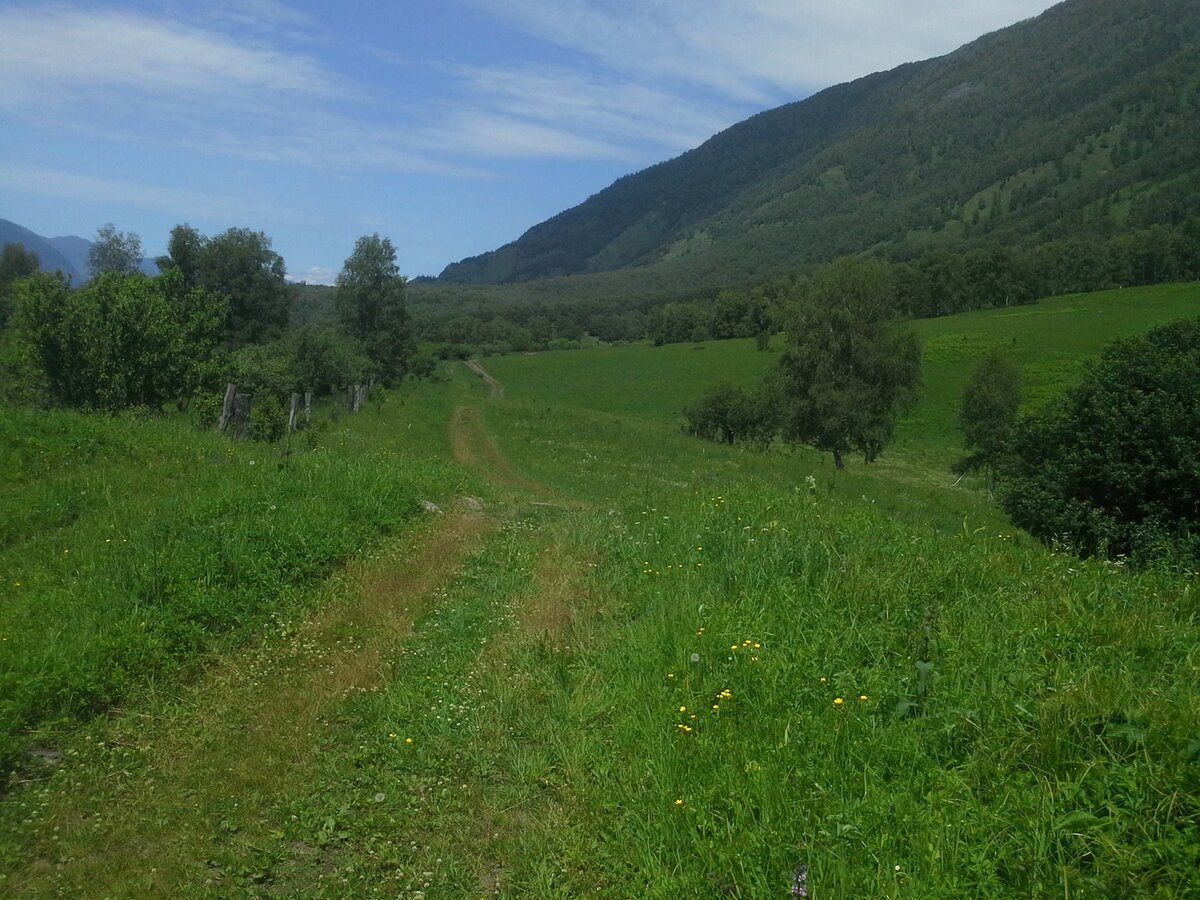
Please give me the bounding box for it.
[288,393,300,433]
[217,383,237,433]
[303,391,312,425]
[233,392,251,440]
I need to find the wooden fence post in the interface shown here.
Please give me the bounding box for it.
[217,383,237,433]
[304,391,312,425]
[288,393,300,433]
[233,392,251,440]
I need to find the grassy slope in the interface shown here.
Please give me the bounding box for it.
[0,395,465,768]
[1,281,1198,897]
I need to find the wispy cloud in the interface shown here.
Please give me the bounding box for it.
[0,3,692,178]
[454,67,735,155]
[0,161,304,223]
[474,0,1059,102]
[0,6,347,110]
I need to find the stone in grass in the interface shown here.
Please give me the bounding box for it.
[421,500,443,514]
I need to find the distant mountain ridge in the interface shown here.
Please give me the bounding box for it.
[1,218,158,282]
[0,219,84,282]
[439,0,1200,289]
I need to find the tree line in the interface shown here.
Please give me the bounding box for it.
[411,217,1200,356]
[0,225,416,436]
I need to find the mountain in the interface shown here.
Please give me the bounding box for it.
[0,219,83,282]
[46,235,94,281]
[439,0,1200,290]
[0,220,160,282]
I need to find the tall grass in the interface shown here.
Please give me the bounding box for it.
[0,397,463,771]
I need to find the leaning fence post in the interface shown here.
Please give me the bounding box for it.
[288,393,300,433]
[217,383,237,433]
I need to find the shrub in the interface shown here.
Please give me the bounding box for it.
[684,382,777,449]
[1002,317,1200,563]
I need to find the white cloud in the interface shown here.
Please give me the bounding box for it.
[294,265,338,286]
[0,6,347,110]
[473,0,1060,102]
[0,161,303,223]
[455,67,735,154]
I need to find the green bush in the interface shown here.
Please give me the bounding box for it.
[683,381,777,449]
[249,393,287,442]
[1002,317,1200,563]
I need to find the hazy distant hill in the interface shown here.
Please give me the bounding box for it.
[0,219,83,282]
[46,235,94,282]
[1,219,159,282]
[439,0,1200,289]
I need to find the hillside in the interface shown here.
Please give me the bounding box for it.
[439,0,1200,290]
[0,219,160,282]
[0,219,83,282]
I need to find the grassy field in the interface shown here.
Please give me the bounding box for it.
[1,281,1198,897]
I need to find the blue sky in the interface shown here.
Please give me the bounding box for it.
[0,0,1059,282]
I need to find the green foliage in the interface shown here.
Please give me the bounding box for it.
[87,223,142,278]
[337,234,412,381]
[1002,318,1200,563]
[0,242,39,331]
[956,352,1021,484]
[160,225,289,347]
[288,326,370,396]
[248,393,287,442]
[11,269,226,410]
[774,258,921,467]
[683,381,777,448]
[225,327,371,417]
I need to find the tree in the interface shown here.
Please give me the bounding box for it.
[156,223,206,289]
[336,234,411,380]
[773,258,921,469]
[956,352,1022,489]
[15,269,225,410]
[201,228,289,346]
[683,381,778,449]
[0,243,40,330]
[88,223,142,277]
[155,225,289,346]
[1002,318,1200,563]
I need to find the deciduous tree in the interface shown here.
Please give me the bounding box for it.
[0,243,40,330]
[336,234,411,380]
[774,258,921,469]
[956,352,1022,489]
[1002,318,1200,563]
[88,223,142,277]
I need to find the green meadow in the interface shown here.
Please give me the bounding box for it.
[1,282,1198,897]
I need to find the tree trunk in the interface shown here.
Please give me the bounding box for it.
[833,449,845,470]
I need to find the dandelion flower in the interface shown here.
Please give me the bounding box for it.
[834,697,844,706]
[667,672,675,679]
[679,706,687,713]
[820,677,827,684]
[675,799,684,806]
[859,695,869,701]
[405,737,414,744]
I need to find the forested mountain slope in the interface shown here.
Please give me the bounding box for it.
[439,0,1200,288]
